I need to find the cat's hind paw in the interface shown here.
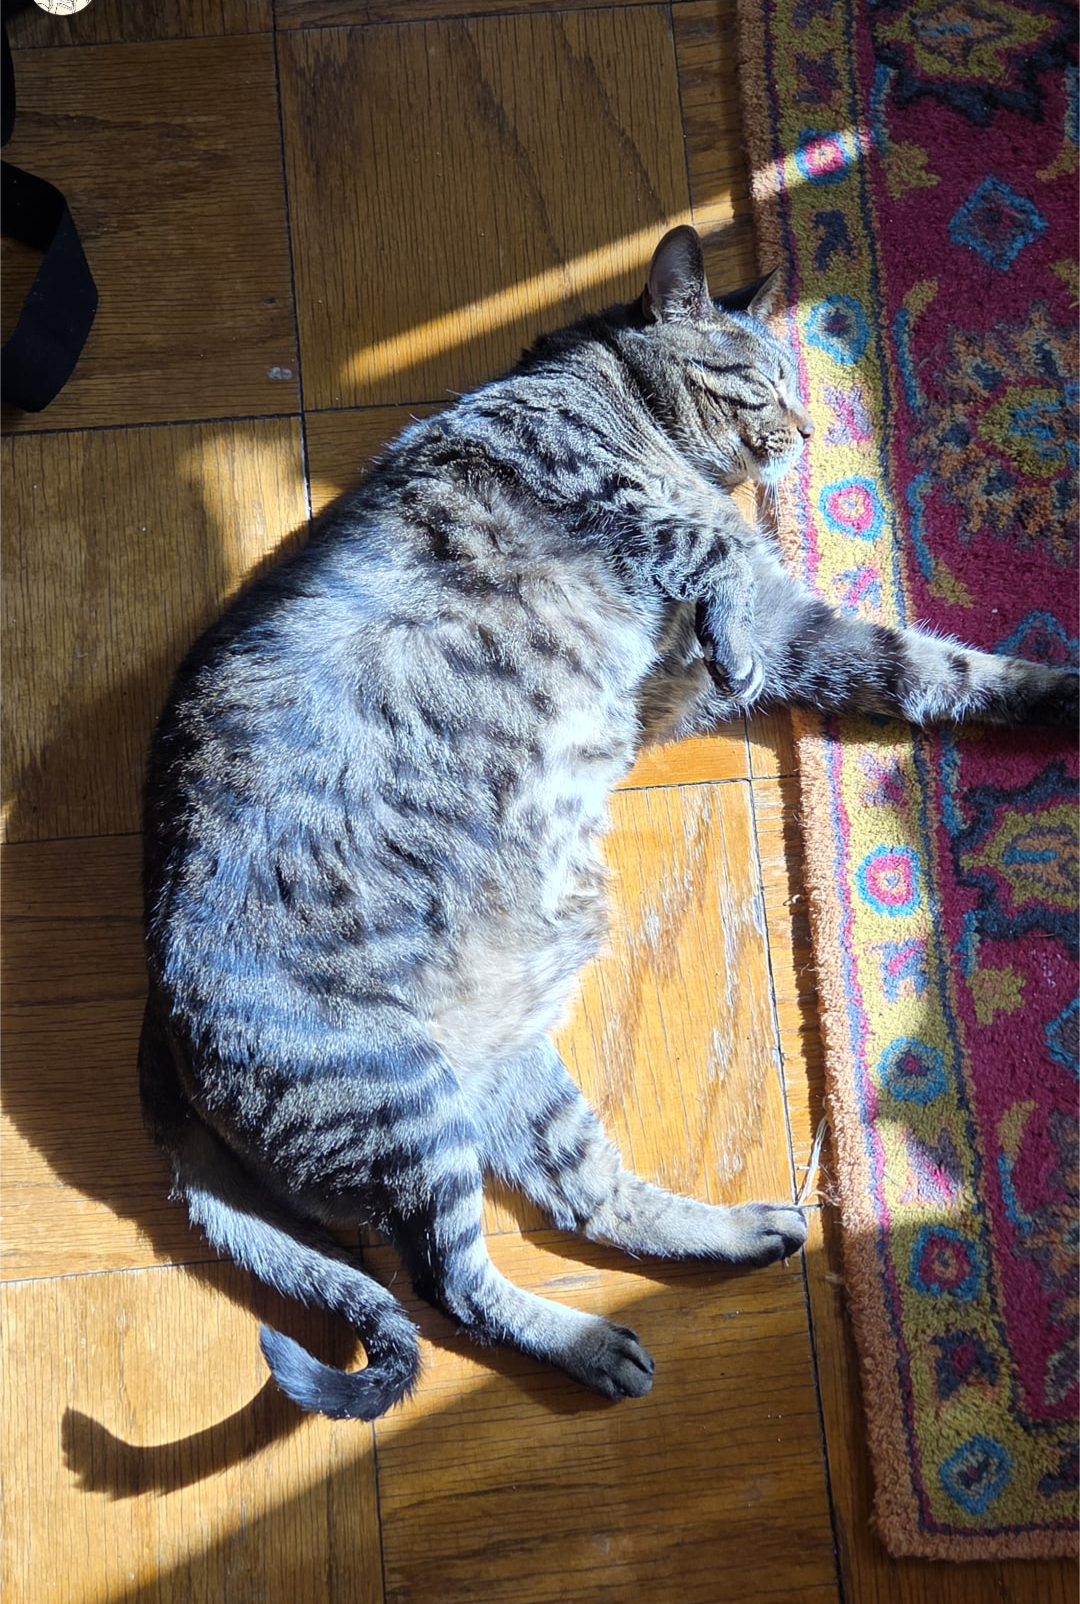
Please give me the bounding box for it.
[721,1202,808,1267]
[563,1316,655,1400]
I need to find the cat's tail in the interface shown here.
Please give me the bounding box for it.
[180,1127,421,1420]
[139,1003,421,1421]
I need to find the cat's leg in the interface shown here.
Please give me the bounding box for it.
[607,494,765,702]
[368,1038,654,1398]
[747,549,1078,726]
[470,1040,806,1265]
[691,544,764,703]
[227,1004,652,1399]
[389,1145,655,1398]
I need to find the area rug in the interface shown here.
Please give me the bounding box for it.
[734,0,1079,1560]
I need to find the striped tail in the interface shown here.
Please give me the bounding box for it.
[139,1001,420,1421]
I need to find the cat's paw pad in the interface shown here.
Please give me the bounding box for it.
[726,1202,808,1267]
[566,1318,655,1400]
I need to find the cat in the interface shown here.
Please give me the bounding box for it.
[139,225,1077,1421]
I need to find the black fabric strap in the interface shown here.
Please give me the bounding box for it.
[1,0,98,412]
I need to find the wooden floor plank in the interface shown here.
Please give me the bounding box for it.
[2,418,307,843]
[672,0,759,294]
[370,1234,837,1604]
[9,0,267,48]
[562,782,793,1207]
[277,9,691,411]
[1,1264,384,1604]
[1,36,297,432]
[0,835,197,1281]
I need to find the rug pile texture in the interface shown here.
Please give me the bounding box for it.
[735,0,1079,1559]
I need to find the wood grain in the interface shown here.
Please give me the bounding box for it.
[672,0,759,295]
[8,0,267,48]
[370,1233,838,1604]
[563,782,793,1208]
[1,1262,383,1604]
[276,0,653,25]
[1,36,297,432]
[278,9,691,410]
[620,732,748,786]
[0,835,199,1280]
[2,418,307,843]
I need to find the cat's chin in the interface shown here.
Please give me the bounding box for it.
[748,447,805,487]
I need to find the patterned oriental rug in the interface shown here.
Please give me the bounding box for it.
[735,0,1079,1561]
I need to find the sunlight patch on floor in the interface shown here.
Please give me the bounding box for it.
[341,213,696,392]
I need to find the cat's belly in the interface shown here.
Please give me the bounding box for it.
[411,637,643,1074]
[424,923,602,1075]
[420,844,610,1076]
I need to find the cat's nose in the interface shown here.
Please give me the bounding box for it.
[796,412,814,439]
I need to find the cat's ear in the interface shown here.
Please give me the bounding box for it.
[642,225,712,324]
[715,268,782,321]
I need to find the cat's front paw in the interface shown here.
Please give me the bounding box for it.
[695,601,766,705]
[713,645,767,705]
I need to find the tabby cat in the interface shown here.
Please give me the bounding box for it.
[140,226,1077,1420]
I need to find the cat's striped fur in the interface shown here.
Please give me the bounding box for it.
[141,227,1078,1419]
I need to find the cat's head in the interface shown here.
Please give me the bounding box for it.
[640,225,812,486]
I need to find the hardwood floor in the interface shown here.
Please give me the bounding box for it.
[2,4,1068,1600]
